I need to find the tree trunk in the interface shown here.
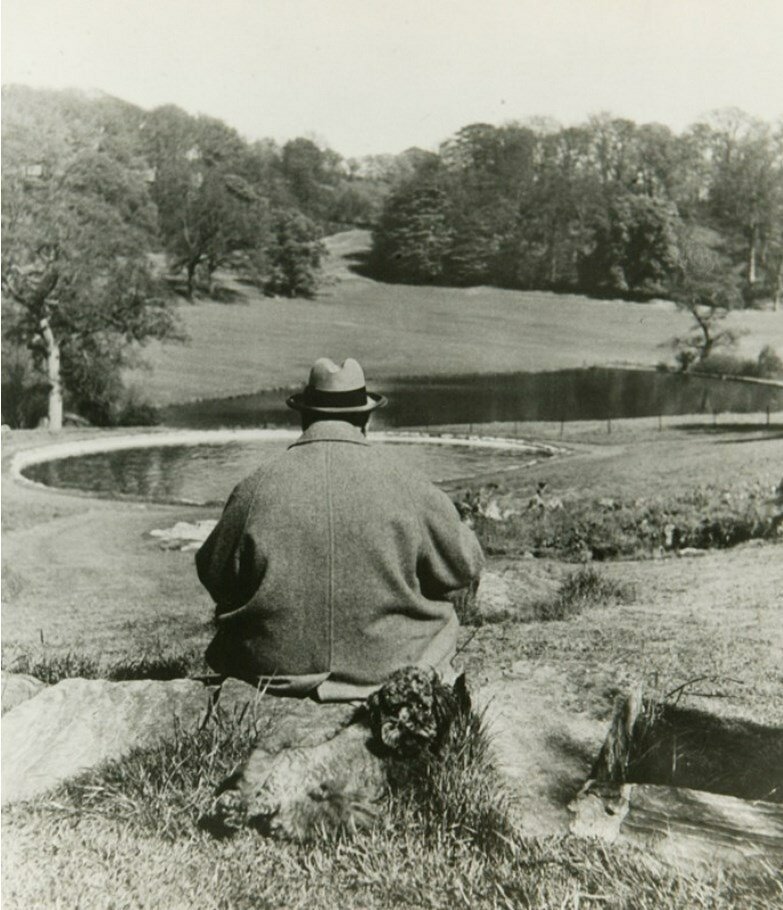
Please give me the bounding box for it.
[40,317,63,432]
[186,259,198,301]
[748,227,758,285]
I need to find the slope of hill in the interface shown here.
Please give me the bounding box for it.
[136,230,783,406]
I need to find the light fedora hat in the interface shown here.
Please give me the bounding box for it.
[286,357,387,413]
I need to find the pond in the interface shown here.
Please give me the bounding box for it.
[163,367,783,430]
[21,367,782,505]
[22,436,548,506]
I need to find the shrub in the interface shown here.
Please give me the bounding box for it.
[472,480,782,561]
[533,567,635,621]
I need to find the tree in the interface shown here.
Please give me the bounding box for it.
[580,194,683,295]
[148,112,272,299]
[371,181,453,283]
[1,149,182,430]
[667,231,743,369]
[706,110,783,289]
[261,210,325,298]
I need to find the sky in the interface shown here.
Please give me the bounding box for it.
[2,0,782,157]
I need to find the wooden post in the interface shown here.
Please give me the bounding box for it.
[607,416,611,435]
[658,414,663,432]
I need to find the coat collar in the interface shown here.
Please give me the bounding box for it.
[288,420,370,449]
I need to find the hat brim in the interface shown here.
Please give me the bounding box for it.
[286,391,387,413]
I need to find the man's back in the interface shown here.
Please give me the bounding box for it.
[196,420,483,700]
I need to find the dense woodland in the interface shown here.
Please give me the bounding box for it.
[0,85,402,426]
[2,86,782,428]
[370,116,783,307]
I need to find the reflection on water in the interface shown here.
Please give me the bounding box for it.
[163,368,783,430]
[24,368,782,505]
[24,439,543,505]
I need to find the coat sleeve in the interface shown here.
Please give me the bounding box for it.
[415,481,484,599]
[195,479,265,612]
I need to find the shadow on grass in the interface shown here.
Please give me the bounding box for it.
[543,730,599,807]
[677,422,783,438]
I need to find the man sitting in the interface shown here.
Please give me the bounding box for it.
[196,357,484,701]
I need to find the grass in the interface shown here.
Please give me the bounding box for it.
[3,330,783,905]
[4,645,208,684]
[5,700,782,910]
[532,566,635,621]
[131,230,783,407]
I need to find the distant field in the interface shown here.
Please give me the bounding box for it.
[136,230,783,406]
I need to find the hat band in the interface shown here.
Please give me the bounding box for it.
[303,386,368,409]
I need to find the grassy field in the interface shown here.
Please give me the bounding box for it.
[133,230,783,405]
[3,419,783,908]
[4,232,783,909]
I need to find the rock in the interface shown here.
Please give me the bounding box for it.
[207,668,471,841]
[1,671,46,715]
[476,674,606,835]
[149,520,217,552]
[1,678,211,805]
[211,720,384,841]
[212,678,357,750]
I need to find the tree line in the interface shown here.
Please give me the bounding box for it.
[1,86,397,428]
[371,113,783,366]
[3,90,781,429]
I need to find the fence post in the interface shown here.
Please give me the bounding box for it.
[560,418,564,438]
[607,416,612,435]
[658,413,663,432]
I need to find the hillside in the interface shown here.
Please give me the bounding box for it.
[136,230,783,406]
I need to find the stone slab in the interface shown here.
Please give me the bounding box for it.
[1,677,211,804]
[1,671,46,715]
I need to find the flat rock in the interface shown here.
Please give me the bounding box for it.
[212,678,357,749]
[1,671,46,715]
[1,677,211,805]
[149,519,217,552]
[476,670,606,835]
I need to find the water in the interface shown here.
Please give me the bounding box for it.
[24,438,545,505]
[23,367,782,505]
[163,368,783,430]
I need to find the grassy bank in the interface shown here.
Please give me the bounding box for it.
[132,231,783,406]
[3,418,783,908]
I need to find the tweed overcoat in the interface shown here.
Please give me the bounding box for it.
[196,420,484,701]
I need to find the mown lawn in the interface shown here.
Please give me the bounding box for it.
[133,230,783,406]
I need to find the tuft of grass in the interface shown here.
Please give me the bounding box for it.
[36,713,256,840]
[533,566,635,621]
[5,651,102,684]
[385,698,515,857]
[4,646,208,685]
[105,649,207,682]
